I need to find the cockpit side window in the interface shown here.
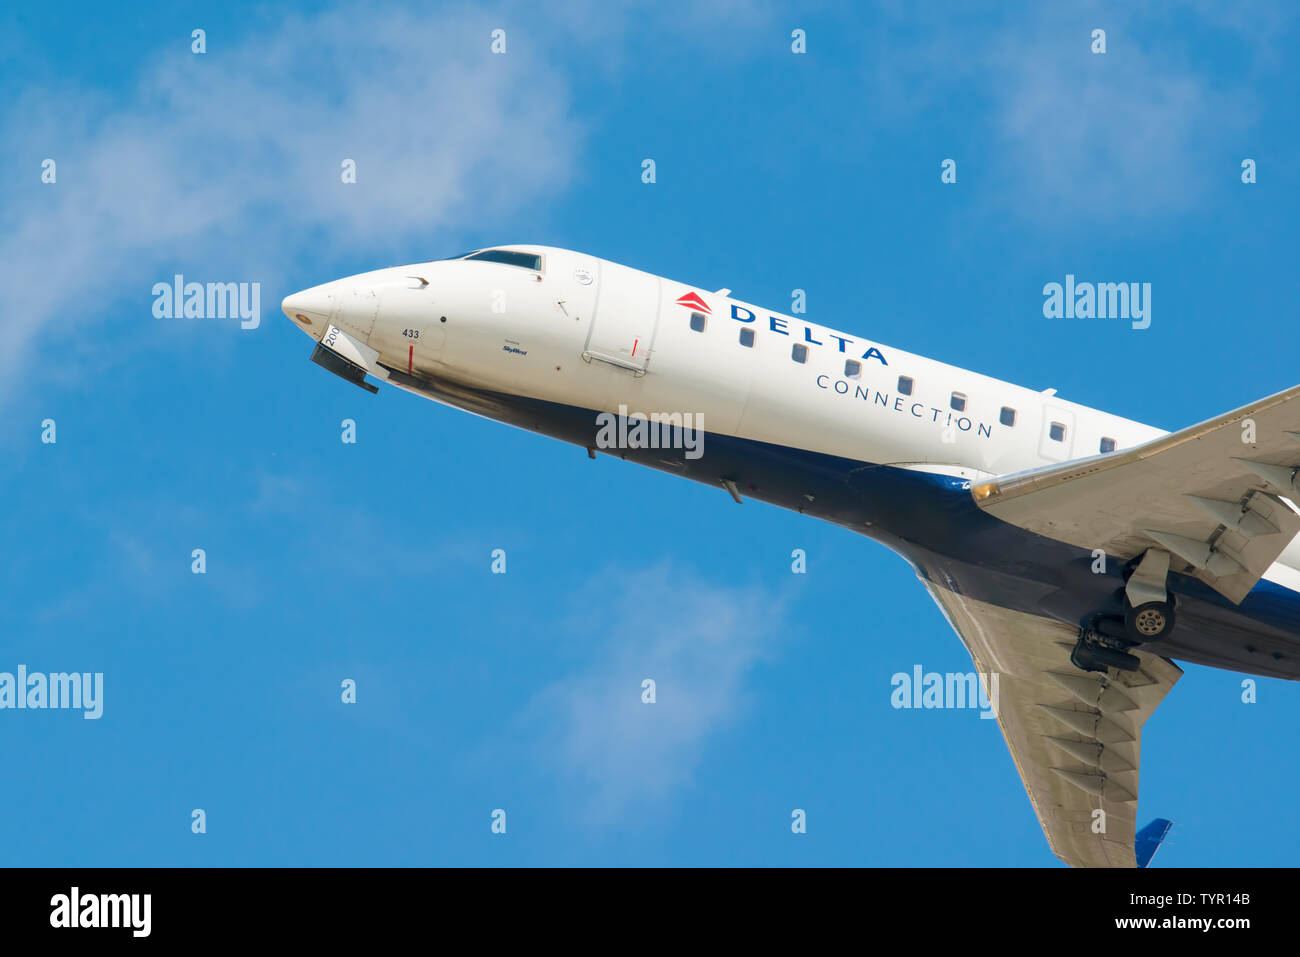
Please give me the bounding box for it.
[462,249,543,271]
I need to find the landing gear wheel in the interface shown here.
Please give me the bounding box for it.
[1125,600,1175,642]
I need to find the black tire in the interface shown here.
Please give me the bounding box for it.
[1071,640,1142,674]
[1125,600,1175,641]
[1092,615,1130,642]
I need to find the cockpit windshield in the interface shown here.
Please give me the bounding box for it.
[462,249,542,271]
[432,248,543,271]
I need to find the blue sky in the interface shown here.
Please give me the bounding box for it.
[2,0,1298,866]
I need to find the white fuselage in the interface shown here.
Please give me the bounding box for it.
[281,244,1300,590]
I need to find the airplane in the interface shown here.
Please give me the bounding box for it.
[282,244,1300,868]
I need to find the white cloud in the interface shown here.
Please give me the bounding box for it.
[523,563,792,824]
[0,5,585,391]
[984,15,1249,220]
[868,3,1268,223]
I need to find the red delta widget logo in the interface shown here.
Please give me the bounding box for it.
[674,291,711,314]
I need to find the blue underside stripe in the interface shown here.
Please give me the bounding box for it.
[398,373,1300,680]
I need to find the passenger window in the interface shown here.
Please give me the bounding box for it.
[1049,422,1066,442]
[845,359,861,379]
[792,343,808,363]
[689,312,707,333]
[950,392,967,412]
[1000,407,1016,427]
[1100,437,1116,453]
[898,376,914,396]
[739,327,755,348]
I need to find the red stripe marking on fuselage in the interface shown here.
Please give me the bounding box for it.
[408,344,414,372]
[632,338,639,357]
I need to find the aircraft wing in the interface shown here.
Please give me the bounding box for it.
[971,385,1300,603]
[921,581,1181,867]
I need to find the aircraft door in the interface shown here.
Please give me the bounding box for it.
[582,261,661,375]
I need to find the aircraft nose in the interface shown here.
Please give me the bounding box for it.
[282,284,334,331]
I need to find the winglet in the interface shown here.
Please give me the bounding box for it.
[1135,817,1173,868]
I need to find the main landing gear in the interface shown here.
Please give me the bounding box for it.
[1071,548,1176,673]
[1072,617,1142,673]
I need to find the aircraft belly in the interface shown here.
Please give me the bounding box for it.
[393,380,1300,679]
